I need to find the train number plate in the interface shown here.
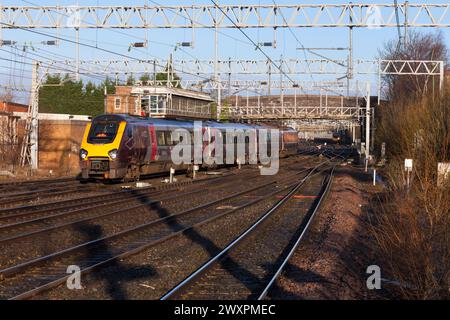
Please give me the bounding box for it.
[91,161,109,171]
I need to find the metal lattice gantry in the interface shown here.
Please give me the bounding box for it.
[22,58,372,169]
[32,57,372,121]
[36,58,445,77]
[224,80,368,121]
[39,58,445,105]
[2,3,450,28]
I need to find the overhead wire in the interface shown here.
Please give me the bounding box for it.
[19,0,213,68]
[0,21,218,85]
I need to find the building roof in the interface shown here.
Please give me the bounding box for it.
[130,86,214,102]
[0,100,28,113]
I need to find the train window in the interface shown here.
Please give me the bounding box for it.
[157,131,166,146]
[127,126,133,138]
[165,132,174,145]
[140,127,149,145]
[88,122,118,144]
[245,136,250,144]
[176,132,191,145]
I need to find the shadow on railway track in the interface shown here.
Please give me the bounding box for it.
[76,223,157,300]
[129,181,333,299]
[130,188,270,298]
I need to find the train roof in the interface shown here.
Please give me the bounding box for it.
[92,114,274,130]
[92,114,194,126]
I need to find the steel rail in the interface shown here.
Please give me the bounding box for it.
[5,156,335,300]
[0,172,230,216]
[257,165,336,299]
[4,156,328,299]
[0,185,101,207]
[0,161,302,234]
[0,165,274,239]
[159,163,325,300]
[6,171,314,300]
[0,188,205,242]
[0,177,74,187]
[0,179,280,279]
[5,178,290,300]
[0,153,311,218]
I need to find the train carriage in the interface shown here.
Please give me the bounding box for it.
[79,114,299,181]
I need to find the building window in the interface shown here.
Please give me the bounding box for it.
[134,99,139,115]
[150,96,159,113]
[114,97,121,110]
[141,96,149,114]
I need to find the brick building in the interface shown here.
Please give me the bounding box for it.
[105,86,140,115]
[105,85,214,119]
[0,100,28,113]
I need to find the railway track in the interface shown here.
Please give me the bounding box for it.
[0,158,303,230]
[0,169,269,269]
[0,168,238,217]
[0,177,74,188]
[0,157,329,300]
[0,167,285,249]
[0,185,107,209]
[160,165,336,300]
[0,151,346,300]
[0,165,248,209]
[0,154,316,228]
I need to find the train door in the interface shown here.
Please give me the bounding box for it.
[131,125,142,163]
[122,124,134,163]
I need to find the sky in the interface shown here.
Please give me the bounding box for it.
[1,0,450,103]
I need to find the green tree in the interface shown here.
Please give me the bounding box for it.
[155,62,182,88]
[126,75,135,86]
[39,74,105,116]
[102,77,116,95]
[139,73,151,85]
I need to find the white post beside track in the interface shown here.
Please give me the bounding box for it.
[193,165,199,180]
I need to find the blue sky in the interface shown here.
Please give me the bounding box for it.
[1,0,450,103]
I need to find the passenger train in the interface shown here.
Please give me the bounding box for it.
[79,114,298,181]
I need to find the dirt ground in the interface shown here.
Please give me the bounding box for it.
[269,164,381,300]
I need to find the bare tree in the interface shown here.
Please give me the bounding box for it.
[379,31,448,101]
[372,31,450,299]
[0,90,15,106]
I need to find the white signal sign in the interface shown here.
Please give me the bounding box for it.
[404,159,413,172]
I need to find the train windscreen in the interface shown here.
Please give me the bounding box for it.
[87,121,119,144]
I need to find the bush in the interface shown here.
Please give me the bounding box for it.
[370,31,450,299]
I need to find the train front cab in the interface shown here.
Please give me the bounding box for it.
[79,116,129,180]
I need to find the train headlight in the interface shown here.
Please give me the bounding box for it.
[79,149,88,160]
[108,149,118,160]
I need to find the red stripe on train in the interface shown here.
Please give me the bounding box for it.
[149,124,157,161]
